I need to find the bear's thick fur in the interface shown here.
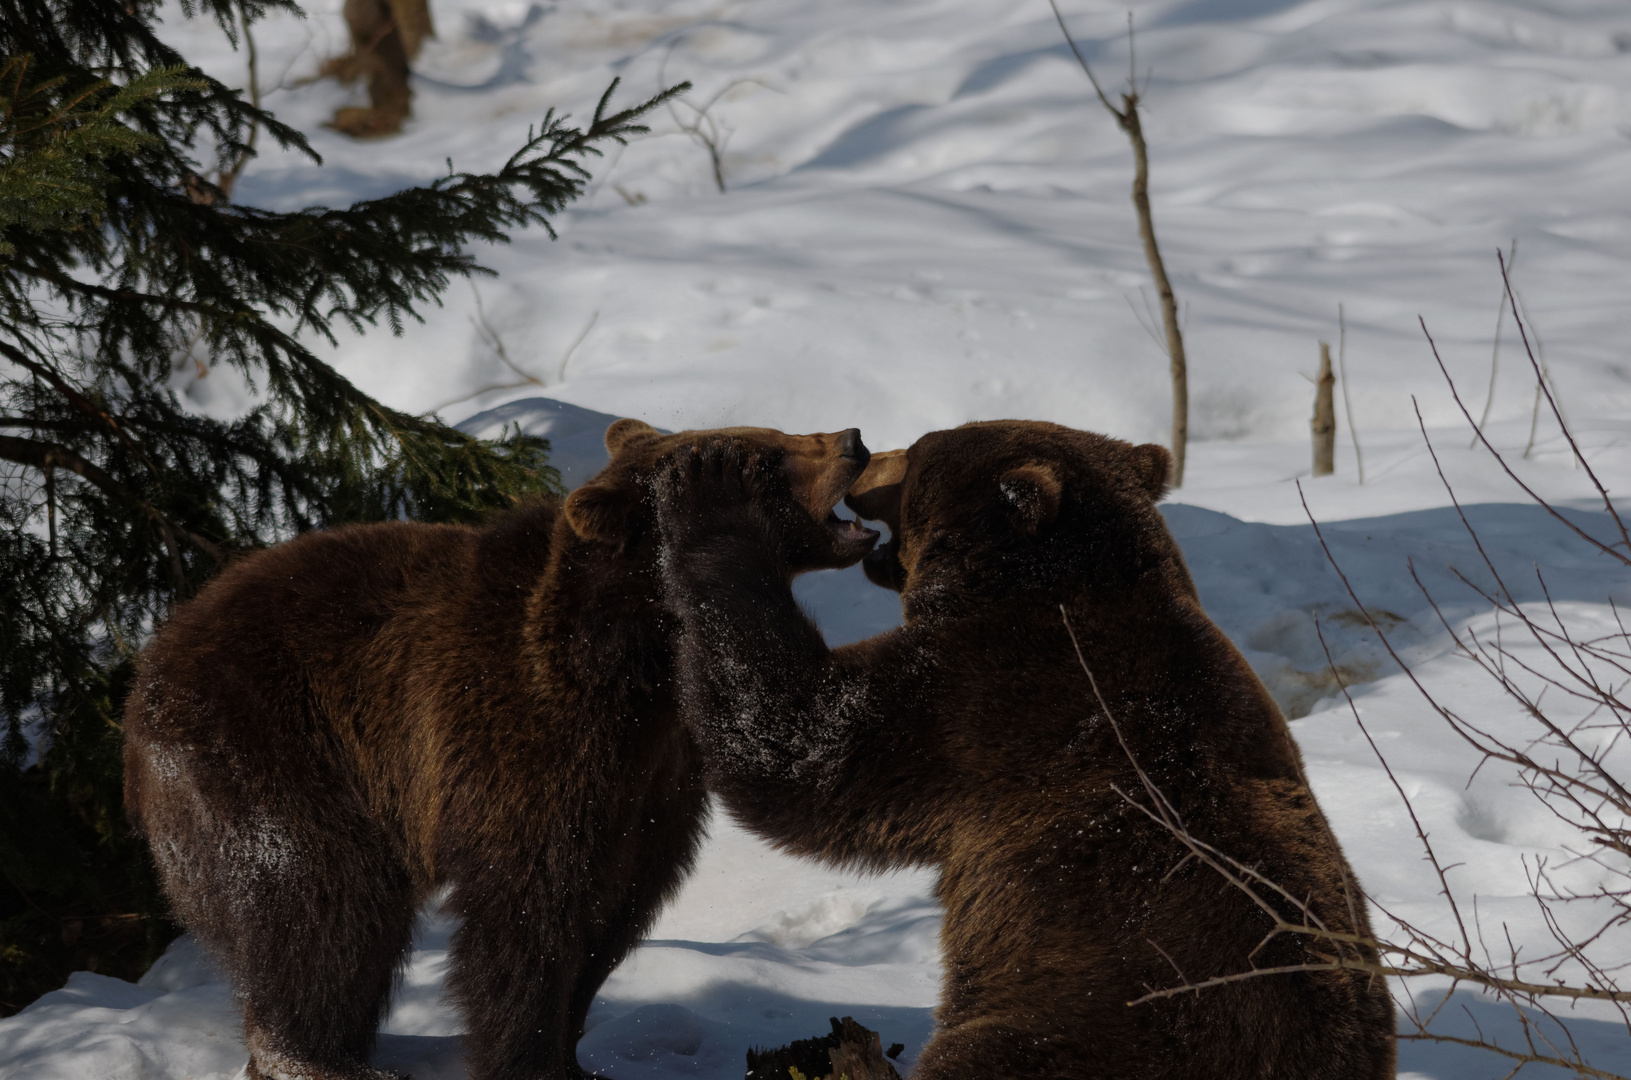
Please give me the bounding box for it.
[322,0,434,138]
[655,420,1396,1080]
[122,420,876,1080]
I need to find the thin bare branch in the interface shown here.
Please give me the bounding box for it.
[1417,317,1628,566]
[1498,251,1628,549]
[1046,0,1120,117]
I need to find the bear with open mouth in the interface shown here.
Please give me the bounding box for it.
[655,419,1395,1080]
[122,419,875,1080]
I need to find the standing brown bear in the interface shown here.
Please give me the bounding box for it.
[654,420,1396,1080]
[323,0,435,137]
[122,420,877,1080]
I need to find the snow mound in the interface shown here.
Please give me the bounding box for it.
[458,396,643,490]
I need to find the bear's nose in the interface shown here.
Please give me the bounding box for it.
[838,428,869,466]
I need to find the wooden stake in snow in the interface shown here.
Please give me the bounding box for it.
[1050,3,1189,486]
[1313,342,1335,477]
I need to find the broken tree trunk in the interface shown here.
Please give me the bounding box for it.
[746,1016,903,1080]
[826,1017,903,1080]
[1312,341,1335,477]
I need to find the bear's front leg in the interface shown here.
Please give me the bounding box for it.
[445,887,599,1080]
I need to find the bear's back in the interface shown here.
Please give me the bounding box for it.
[126,500,561,788]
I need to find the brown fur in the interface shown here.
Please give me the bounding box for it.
[122,421,874,1080]
[655,420,1397,1080]
[323,0,434,138]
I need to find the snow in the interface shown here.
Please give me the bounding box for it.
[6,0,1631,1076]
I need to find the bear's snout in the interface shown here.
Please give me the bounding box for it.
[837,428,869,466]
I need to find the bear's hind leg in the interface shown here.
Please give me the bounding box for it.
[228,816,418,1080]
[132,721,419,1080]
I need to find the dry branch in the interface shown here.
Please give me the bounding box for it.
[1417,317,1628,567]
[1471,238,1516,448]
[1072,270,1631,1076]
[1049,2,1188,486]
[659,44,774,194]
[215,7,261,200]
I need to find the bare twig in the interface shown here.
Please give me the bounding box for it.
[1509,281,1563,462]
[216,6,262,201]
[1472,238,1516,448]
[469,284,538,386]
[658,43,775,193]
[1497,252,1616,529]
[1394,1031,1626,1080]
[1417,316,1628,566]
[553,308,597,383]
[432,307,599,414]
[44,462,56,558]
[1050,2,1187,486]
[1125,289,1168,354]
[1301,562,1474,955]
[1041,251,1631,1078]
[1337,303,1363,484]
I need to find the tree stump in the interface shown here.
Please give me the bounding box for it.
[746,1016,903,1080]
[1312,341,1336,476]
[826,1017,903,1080]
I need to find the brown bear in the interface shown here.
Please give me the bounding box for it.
[653,420,1397,1080]
[323,0,435,138]
[121,420,877,1080]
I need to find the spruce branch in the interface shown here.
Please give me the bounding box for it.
[1,0,669,1011]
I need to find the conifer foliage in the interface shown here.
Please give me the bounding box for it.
[0,0,679,1011]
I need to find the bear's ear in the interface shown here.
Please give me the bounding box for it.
[604,418,659,457]
[1130,443,1173,501]
[999,462,1063,534]
[564,479,636,543]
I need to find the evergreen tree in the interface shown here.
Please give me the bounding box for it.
[0,0,680,1012]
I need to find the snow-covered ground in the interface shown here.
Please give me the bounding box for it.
[5,0,1631,1076]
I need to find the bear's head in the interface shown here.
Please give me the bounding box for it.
[844,420,1174,597]
[566,419,879,571]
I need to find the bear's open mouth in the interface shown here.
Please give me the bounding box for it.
[825,509,880,552]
